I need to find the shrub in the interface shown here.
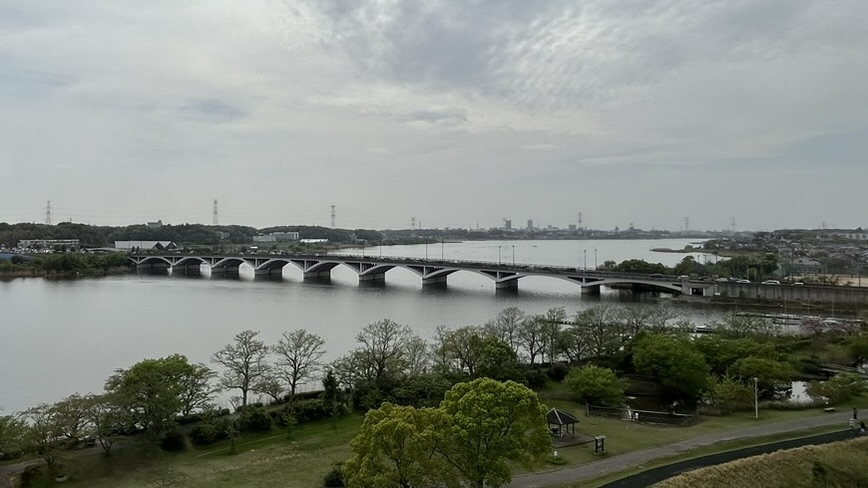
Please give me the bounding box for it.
[291,399,330,423]
[547,363,569,382]
[524,368,548,389]
[190,418,231,445]
[160,428,187,451]
[239,406,272,433]
[323,463,345,487]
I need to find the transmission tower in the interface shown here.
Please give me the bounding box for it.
[683,216,689,233]
[577,212,583,229]
[330,205,336,228]
[731,217,736,232]
[45,200,52,225]
[212,199,219,225]
[410,217,416,231]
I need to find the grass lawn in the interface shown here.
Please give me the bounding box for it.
[13,391,867,488]
[533,388,868,470]
[26,415,364,488]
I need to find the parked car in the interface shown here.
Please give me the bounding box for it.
[761,280,781,285]
[736,279,751,284]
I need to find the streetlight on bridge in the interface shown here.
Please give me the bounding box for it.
[511,245,516,265]
[594,248,598,269]
[583,249,587,269]
[497,245,502,265]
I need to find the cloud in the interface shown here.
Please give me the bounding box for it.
[0,1,866,230]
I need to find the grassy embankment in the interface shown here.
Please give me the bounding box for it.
[14,389,866,488]
[652,436,868,488]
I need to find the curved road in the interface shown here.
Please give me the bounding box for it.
[509,409,863,488]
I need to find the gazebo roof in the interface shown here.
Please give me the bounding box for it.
[546,407,580,426]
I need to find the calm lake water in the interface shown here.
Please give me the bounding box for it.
[0,238,719,414]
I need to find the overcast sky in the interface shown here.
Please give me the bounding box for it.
[1,1,866,231]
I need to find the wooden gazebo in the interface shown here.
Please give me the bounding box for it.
[547,407,580,438]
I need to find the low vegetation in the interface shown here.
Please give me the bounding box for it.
[653,437,868,488]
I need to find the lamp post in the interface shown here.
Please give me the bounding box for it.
[441,239,444,261]
[594,248,598,269]
[584,249,587,269]
[754,377,759,419]
[425,242,428,260]
[498,245,502,265]
[511,245,516,265]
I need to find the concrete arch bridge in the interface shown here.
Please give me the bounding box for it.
[128,253,715,296]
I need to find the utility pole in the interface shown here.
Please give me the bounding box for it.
[330,205,336,228]
[212,199,219,225]
[45,200,52,225]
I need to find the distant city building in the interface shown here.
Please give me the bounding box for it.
[114,241,179,251]
[568,224,577,231]
[836,232,868,240]
[504,220,512,230]
[527,219,534,231]
[18,239,80,252]
[146,220,163,229]
[253,232,300,243]
[300,238,329,244]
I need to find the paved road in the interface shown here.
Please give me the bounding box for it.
[509,409,863,488]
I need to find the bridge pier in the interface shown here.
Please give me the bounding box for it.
[359,273,386,284]
[582,284,601,295]
[211,266,240,277]
[172,265,201,276]
[495,280,518,291]
[303,271,332,282]
[255,268,283,277]
[422,276,449,288]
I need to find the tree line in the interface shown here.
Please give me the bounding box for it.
[2,304,867,485]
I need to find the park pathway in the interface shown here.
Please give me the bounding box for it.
[509,408,863,488]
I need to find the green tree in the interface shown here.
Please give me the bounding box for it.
[614,259,668,275]
[702,376,754,414]
[435,378,551,488]
[564,365,627,405]
[106,354,212,439]
[727,356,795,392]
[807,373,866,404]
[21,403,64,468]
[343,403,446,488]
[476,338,523,382]
[83,393,126,456]
[632,334,709,403]
[212,330,270,408]
[0,415,27,459]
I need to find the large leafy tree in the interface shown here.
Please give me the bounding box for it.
[564,365,627,406]
[272,329,327,401]
[632,334,709,403]
[106,354,214,438]
[343,403,446,488]
[435,378,551,488]
[83,393,127,456]
[212,330,270,408]
[0,414,27,459]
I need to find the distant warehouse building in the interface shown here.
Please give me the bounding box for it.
[114,241,179,251]
[253,232,300,243]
